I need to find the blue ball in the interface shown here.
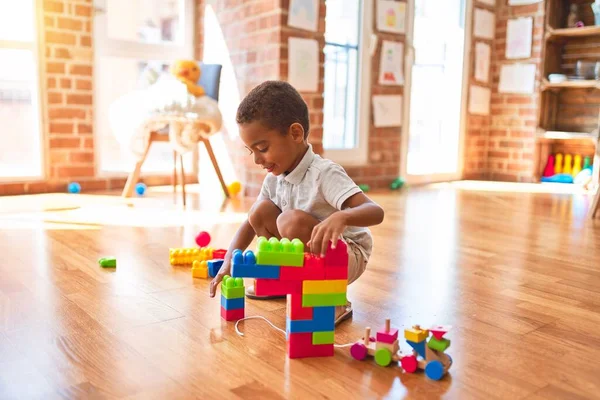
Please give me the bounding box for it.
[68,182,81,194]
[135,183,147,196]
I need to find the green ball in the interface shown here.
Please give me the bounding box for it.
[358,184,370,192]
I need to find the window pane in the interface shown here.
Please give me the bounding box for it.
[107,0,184,45]
[0,0,34,42]
[0,49,42,177]
[323,0,361,150]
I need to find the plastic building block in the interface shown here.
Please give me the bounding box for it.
[287,293,313,320]
[221,296,244,310]
[98,257,116,268]
[313,331,335,345]
[221,275,245,299]
[231,249,280,279]
[302,279,347,295]
[302,292,347,307]
[169,247,213,266]
[192,260,208,278]
[407,339,427,358]
[376,319,399,344]
[208,259,224,278]
[428,337,451,352]
[213,249,227,259]
[404,325,429,343]
[256,237,304,267]
[254,279,302,296]
[221,307,244,321]
[286,306,335,333]
[279,253,325,281]
[430,325,451,340]
[287,332,334,359]
[324,240,348,268]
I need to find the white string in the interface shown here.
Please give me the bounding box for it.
[234,315,356,347]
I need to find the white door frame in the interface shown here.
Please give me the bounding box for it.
[400,0,473,185]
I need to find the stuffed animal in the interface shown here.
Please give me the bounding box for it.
[170,60,205,97]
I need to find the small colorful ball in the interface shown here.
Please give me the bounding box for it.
[195,231,211,247]
[135,183,147,196]
[358,184,370,193]
[68,182,81,194]
[227,181,242,196]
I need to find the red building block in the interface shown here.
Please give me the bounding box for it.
[286,293,313,320]
[254,279,302,296]
[213,249,227,259]
[324,240,348,267]
[221,306,244,321]
[280,253,326,281]
[287,332,334,359]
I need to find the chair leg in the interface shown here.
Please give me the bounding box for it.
[179,154,186,207]
[122,135,152,198]
[173,151,178,195]
[203,138,231,198]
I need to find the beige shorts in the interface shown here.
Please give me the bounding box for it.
[346,239,368,285]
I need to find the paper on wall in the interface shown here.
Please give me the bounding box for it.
[474,8,495,40]
[506,17,533,59]
[475,42,491,83]
[478,0,495,5]
[468,85,491,116]
[376,0,406,34]
[508,0,542,5]
[288,0,320,32]
[379,41,404,85]
[499,63,536,94]
[373,95,403,127]
[288,37,319,92]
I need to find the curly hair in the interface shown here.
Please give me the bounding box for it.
[236,80,310,139]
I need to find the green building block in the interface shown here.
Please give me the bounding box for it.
[256,237,304,267]
[302,293,347,307]
[428,337,450,352]
[98,257,116,268]
[312,331,335,345]
[221,275,245,299]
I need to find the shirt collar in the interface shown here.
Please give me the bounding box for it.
[279,144,314,185]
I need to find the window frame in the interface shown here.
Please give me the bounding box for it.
[323,0,372,166]
[0,0,46,182]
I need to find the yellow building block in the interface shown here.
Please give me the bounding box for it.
[169,247,213,266]
[192,260,208,278]
[404,325,429,343]
[302,279,347,295]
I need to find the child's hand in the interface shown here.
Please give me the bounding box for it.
[209,257,231,297]
[308,211,348,257]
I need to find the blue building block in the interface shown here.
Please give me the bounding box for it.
[231,249,280,279]
[208,259,224,278]
[221,295,244,310]
[286,306,335,334]
[407,340,427,358]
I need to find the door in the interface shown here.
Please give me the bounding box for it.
[93,0,194,175]
[401,0,470,184]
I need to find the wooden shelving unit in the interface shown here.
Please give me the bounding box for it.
[535,0,600,182]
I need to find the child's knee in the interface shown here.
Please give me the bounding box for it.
[249,199,279,230]
[276,210,311,238]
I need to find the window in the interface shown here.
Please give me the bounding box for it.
[0,0,43,179]
[94,0,195,174]
[323,0,371,164]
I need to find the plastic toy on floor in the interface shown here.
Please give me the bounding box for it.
[350,319,453,381]
[541,153,594,184]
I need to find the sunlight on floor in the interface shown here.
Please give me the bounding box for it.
[431,180,597,195]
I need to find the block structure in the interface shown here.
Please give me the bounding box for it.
[220,275,245,321]
[230,236,349,359]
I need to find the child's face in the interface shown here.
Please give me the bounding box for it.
[239,121,306,176]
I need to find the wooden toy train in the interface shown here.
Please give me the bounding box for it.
[350,319,452,380]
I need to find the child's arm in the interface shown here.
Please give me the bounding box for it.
[308,192,384,257]
[209,219,255,297]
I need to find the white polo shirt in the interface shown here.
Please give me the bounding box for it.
[256,144,373,260]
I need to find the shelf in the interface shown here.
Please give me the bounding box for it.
[541,79,600,91]
[546,25,600,41]
[536,130,599,143]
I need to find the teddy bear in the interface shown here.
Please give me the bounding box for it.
[170,59,206,97]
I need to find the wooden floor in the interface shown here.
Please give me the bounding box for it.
[0,182,599,399]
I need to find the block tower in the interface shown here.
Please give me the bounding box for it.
[230,236,348,359]
[220,275,245,321]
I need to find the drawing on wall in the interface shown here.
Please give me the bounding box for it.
[499,63,536,94]
[288,37,319,92]
[377,0,406,34]
[468,85,491,116]
[379,41,404,85]
[508,0,542,5]
[475,42,491,83]
[288,0,319,32]
[474,8,495,40]
[506,17,533,59]
[373,95,403,127]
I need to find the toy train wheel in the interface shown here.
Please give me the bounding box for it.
[350,343,368,361]
[400,355,418,373]
[374,348,392,367]
[425,360,445,381]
